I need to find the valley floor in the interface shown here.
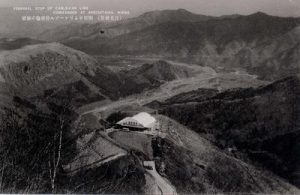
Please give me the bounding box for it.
[78,59,267,117]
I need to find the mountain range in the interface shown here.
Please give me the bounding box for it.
[35,9,300,81]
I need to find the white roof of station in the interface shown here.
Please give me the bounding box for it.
[117,112,156,128]
[132,112,156,128]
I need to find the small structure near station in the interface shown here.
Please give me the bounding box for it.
[116,112,159,131]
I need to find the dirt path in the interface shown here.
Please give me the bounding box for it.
[144,161,177,195]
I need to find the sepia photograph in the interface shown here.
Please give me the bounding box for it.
[0,0,299,194]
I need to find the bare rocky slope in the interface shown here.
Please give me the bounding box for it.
[0,43,98,96]
[0,43,111,110]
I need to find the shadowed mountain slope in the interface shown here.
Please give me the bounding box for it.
[148,76,300,187]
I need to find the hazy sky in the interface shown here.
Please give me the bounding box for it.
[0,0,299,17]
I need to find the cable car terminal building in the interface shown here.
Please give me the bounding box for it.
[116,112,159,131]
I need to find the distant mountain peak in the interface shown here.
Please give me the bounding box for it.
[141,9,192,17]
[140,8,208,18]
[136,8,212,25]
[249,11,270,17]
[175,8,191,13]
